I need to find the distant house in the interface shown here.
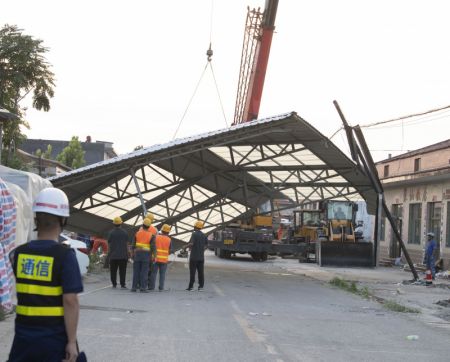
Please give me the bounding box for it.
[15,149,71,178]
[375,139,450,269]
[20,136,117,166]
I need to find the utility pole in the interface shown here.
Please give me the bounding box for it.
[333,101,419,280]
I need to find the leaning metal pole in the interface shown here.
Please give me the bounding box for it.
[333,101,418,280]
[352,126,419,280]
[130,167,147,218]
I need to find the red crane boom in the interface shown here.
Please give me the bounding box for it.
[233,0,279,125]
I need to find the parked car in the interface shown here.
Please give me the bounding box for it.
[60,234,90,276]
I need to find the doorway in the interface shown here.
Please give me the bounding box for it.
[389,204,403,258]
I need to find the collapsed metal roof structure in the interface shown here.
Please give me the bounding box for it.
[50,112,377,242]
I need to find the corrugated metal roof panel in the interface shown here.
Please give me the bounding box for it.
[50,112,377,241]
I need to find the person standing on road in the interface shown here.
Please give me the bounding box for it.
[131,218,155,293]
[186,221,208,291]
[8,188,83,362]
[143,212,158,289]
[424,232,437,279]
[149,224,171,291]
[107,216,130,289]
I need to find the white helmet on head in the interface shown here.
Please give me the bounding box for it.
[427,232,435,237]
[32,188,70,217]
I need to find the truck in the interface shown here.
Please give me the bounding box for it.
[209,215,307,262]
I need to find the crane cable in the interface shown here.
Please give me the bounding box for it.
[172,0,228,140]
[172,62,209,140]
[329,103,450,140]
[209,59,229,129]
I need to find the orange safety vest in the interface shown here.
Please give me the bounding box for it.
[135,229,152,251]
[155,234,171,263]
[149,225,157,237]
[139,225,157,237]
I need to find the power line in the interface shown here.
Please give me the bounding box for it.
[364,112,450,130]
[360,103,450,128]
[329,103,450,139]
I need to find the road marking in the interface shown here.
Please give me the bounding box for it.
[263,272,292,276]
[212,283,225,297]
[230,300,282,359]
[266,344,277,355]
[233,313,264,343]
[79,285,112,297]
[230,299,243,314]
[426,321,450,329]
[79,328,133,338]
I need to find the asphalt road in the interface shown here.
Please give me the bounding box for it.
[1,253,450,361]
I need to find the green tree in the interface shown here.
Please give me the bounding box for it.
[56,136,85,169]
[35,144,53,159]
[0,25,55,155]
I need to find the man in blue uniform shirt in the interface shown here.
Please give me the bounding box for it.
[424,231,437,280]
[8,188,83,362]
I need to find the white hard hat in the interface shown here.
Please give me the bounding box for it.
[32,188,70,217]
[427,232,435,237]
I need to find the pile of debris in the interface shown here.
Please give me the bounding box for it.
[403,263,427,273]
[379,258,396,267]
[436,271,450,279]
[436,299,450,307]
[379,257,404,267]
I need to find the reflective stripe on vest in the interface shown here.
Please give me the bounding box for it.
[16,283,63,296]
[135,229,152,251]
[16,305,64,317]
[155,235,171,263]
[13,243,68,326]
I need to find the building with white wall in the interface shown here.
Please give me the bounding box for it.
[375,139,450,268]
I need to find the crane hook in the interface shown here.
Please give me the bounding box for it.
[206,43,213,62]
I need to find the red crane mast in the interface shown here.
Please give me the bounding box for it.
[233,0,279,125]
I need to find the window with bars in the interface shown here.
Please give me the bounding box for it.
[446,202,450,247]
[414,158,421,172]
[408,203,421,244]
[380,217,386,241]
[427,202,441,244]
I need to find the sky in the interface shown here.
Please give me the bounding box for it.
[2,0,450,161]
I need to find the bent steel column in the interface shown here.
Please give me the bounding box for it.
[131,167,147,218]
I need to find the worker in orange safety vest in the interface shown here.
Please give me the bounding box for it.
[149,224,171,291]
[131,218,155,292]
[142,212,157,289]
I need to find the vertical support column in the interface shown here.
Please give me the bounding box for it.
[374,193,383,267]
[131,167,147,218]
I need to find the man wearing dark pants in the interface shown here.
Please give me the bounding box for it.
[8,188,83,362]
[186,220,208,291]
[131,218,154,292]
[149,224,172,291]
[107,216,129,288]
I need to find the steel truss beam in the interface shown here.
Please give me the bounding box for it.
[224,142,363,206]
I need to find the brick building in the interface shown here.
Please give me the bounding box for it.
[375,139,450,268]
